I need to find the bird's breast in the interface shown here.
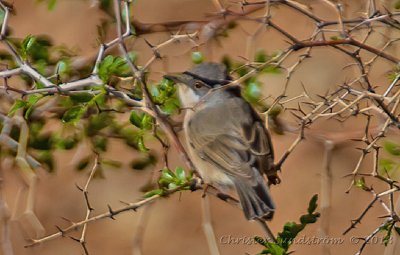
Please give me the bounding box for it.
[183,111,234,187]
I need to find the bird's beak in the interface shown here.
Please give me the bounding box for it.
[163,74,182,84]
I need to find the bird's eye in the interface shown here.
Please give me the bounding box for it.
[194,81,203,88]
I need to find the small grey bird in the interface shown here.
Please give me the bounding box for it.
[165,63,279,220]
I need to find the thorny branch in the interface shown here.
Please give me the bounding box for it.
[24,180,239,248]
[72,155,100,255]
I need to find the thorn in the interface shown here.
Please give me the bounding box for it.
[284,39,295,47]
[69,236,80,243]
[107,205,116,220]
[382,5,391,15]
[290,111,303,120]
[119,200,130,206]
[342,173,354,178]
[75,184,83,192]
[143,38,154,48]
[316,94,328,101]
[144,38,161,59]
[60,216,73,223]
[302,102,317,108]
[55,225,65,237]
[297,102,306,116]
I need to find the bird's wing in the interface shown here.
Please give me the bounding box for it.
[187,96,275,184]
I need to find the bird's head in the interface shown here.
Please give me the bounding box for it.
[164,62,231,107]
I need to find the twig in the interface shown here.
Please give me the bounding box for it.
[73,155,100,255]
[320,141,334,255]
[201,195,221,255]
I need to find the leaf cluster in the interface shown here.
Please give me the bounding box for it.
[143,167,193,198]
[256,195,320,255]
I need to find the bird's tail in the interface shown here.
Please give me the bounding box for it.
[234,178,275,220]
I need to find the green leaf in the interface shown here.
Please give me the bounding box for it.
[25,94,43,118]
[0,9,5,21]
[307,194,318,214]
[22,35,36,52]
[129,111,142,128]
[56,60,69,75]
[395,226,400,235]
[119,127,140,149]
[100,159,122,169]
[380,222,395,246]
[191,51,204,64]
[330,35,344,41]
[161,168,175,181]
[26,95,39,105]
[70,92,95,103]
[92,136,108,152]
[151,86,160,98]
[128,51,137,62]
[8,95,43,118]
[130,154,157,170]
[29,134,52,150]
[98,55,114,82]
[384,141,400,156]
[102,55,114,66]
[268,105,282,118]
[221,55,233,71]
[27,95,43,105]
[62,105,86,123]
[256,194,320,253]
[168,182,178,189]
[128,114,151,147]
[383,232,392,246]
[8,100,27,116]
[379,158,397,174]
[76,156,91,171]
[152,78,180,115]
[300,214,318,224]
[354,177,367,190]
[395,0,400,9]
[161,98,180,114]
[48,0,57,10]
[37,151,55,172]
[244,78,261,103]
[141,114,153,130]
[254,236,267,246]
[56,136,79,150]
[143,189,164,198]
[262,65,281,74]
[20,35,40,60]
[86,112,113,136]
[160,78,175,90]
[255,49,268,62]
[175,167,186,180]
[98,55,130,83]
[137,136,148,152]
[281,222,305,238]
[34,59,47,76]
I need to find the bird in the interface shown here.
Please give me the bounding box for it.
[164,62,279,221]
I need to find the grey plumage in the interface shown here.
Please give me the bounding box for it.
[165,63,278,220]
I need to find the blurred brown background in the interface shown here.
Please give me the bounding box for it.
[2,0,400,255]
